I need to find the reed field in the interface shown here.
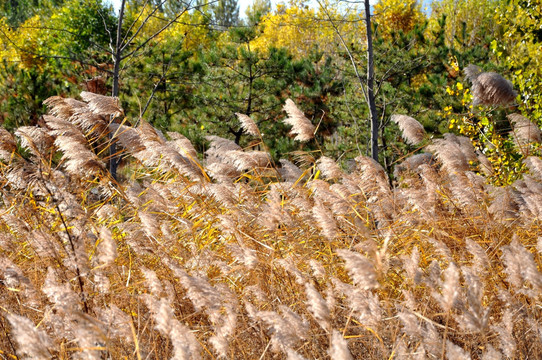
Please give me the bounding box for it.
[0,90,541,359]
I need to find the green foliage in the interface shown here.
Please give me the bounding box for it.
[0,59,81,129]
[0,0,64,27]
[245,0,271,24]
[0,0,539,185]
[48,0,116,57]
[187,27,342,159]
[212,0,239,28]
[494,0,542,124]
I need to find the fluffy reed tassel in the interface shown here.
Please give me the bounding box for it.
[446,340,472,360]
[80,91,123,117]
[317,156,343,179]
[7,314,53,359]
[432,262,460,312]
[246,303,307,353]
[336,249,378,290]
[15,126,54,157]
[426,138,469,174]
[477,151,494,176]
[328,330,353,360]
[109,123,145,154]
[524,156,542,180]
[43,96,87,119]
[444,133,477,162]
[464,65,517,106]
[235,113,260,136]
[143,295,202,359]
[0,128,16,161]
[354,156,391,194]
[282,99,315,142]
[312,200,338,240]
[481,344,503,360]
[393,152,435,178]
[304,282,330,329]
[508,113,541,151]
[502,237,542,296]
[391,114,426,145]
[278,159,304,182]
[167,132,198,160]
[45,116,106,177]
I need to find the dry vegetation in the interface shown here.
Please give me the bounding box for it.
[0,91,541,360]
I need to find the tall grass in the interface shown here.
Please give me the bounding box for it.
[0,93,541,359]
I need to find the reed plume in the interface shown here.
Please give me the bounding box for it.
[328,330,353,360]
[7,314,52,360]
[464,64,517,106]
[235,113,260,136]
[282,99,315,142]
[80,91,124,118]
[508,113,541,154]
[391,114,426,145]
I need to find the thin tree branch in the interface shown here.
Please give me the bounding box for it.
[121,0,165,51]
[316,0,369,104]
[120,7,191,61]
[121,0,153,46]
[17,25,113,54]
[141,35,186,118]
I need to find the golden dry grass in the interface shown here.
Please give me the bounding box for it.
[0,93,541,359]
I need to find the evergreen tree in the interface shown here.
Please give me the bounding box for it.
[0,0,64,27]
[245,0,271,24]
[212,0,239,29]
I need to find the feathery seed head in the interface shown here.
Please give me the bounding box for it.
[336,249,379,290]
[464,65,517,106]
[464,64,482,82]
[235,113,260,136]
[328,330,353,360]
[508,113,541,151]
[7,314,53,360]
[80,91,124,118]
[391,114,426,145]
[316,156,343,179]
[282,99,315,142]
[524,156,542,180]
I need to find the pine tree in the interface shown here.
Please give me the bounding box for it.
[245,0,271,24]
[212,0,239,29]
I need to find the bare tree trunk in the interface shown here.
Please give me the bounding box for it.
[319,0,379,161]
[109,0,126,180]
[113,0,126,97]
[364,0,379,161]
